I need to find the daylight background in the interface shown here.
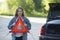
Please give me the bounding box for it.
[0,0,60,17]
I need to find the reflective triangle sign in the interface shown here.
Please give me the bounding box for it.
[10,17,28,33]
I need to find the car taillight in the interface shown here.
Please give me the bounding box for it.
[40,27,45,35]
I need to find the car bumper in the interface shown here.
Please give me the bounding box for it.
[39,35,60,40]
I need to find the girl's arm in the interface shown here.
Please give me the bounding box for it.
[8,17,15,30]
[25,17,31,30]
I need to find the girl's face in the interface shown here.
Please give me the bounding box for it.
[18,9,23,17]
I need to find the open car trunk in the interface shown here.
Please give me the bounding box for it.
[47,3,60,22]
[47,24,60,35]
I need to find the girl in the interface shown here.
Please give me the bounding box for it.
[8,6,31,40]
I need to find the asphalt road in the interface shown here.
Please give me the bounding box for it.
[0,17,46,40]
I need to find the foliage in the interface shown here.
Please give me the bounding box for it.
[1,0,60,17]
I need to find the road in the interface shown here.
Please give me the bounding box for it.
[0,16,46,40]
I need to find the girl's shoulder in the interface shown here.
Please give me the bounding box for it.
[22,16,28,20]
[13,16,18,19]
[11,16,17,20]
[22,16,29,22]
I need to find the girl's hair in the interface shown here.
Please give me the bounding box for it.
[15,6,24,16]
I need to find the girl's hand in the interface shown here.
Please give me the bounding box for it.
[25,23,27,26]
[12,23,15,26]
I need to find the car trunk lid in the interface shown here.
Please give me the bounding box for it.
[46,24,60,36]
[47,3,60,22]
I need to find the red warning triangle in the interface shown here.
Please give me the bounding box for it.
[10,17,28,33]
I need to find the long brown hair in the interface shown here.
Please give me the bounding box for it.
[15,6,24,16]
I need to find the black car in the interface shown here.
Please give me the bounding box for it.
[39,3,60,40]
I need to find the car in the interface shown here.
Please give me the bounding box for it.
[39,3,60,40]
